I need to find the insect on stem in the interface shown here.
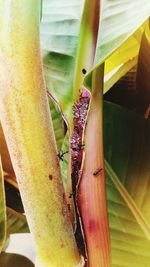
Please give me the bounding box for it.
[57,151,69,161]
[93,168,103,176]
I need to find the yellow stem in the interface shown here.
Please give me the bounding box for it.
[0,1,81,266]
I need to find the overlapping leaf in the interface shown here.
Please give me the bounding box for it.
[6,208,29,235]
[41,0,150,113]
[104,102,150,266]
[95,0,150,64]
[136,19,150,102]
[41,0,83,114]
[0,158,6,252]
[104,101,150,224]
[48,95,66,151]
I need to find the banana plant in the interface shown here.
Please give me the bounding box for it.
[0,1,150,267]
[0,1,82,267]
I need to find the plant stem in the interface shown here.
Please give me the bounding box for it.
[0,1,82,266]
[77,65,111,267]
[73,0,100,103]
[67,0,100,225]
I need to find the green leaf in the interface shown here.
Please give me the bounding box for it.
[107,172,150,267]
[104,64,140,111]
[6,208,29,235]
[41,0,150,113]
[0,252,34,267]
[104,57,138,95]
[104,101,150,266]
[48,94,65,151]
[104,102,150,224]
[0,158,6,253]
[95,0,150,64]
[40,0,43,20]
[136,20,150,102]
[72,0,100,103]
[60,134,70,190]
[41,0,82,114]
[102,19,148,95]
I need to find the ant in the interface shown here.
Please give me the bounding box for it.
[93,168,103,176]
[68,192,73,199]
[78,143,85,150]
[57,151,68,161]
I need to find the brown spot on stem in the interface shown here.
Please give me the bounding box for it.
[68,192,73,199]
[48,174,53,180]
[63,193,66,200]
[60,238,65,248]
[62,206,68,217]
[67,203,71,212]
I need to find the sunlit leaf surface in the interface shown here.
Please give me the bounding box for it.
[41,0,150,113]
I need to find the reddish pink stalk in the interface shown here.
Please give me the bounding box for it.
[77,67,111,267]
